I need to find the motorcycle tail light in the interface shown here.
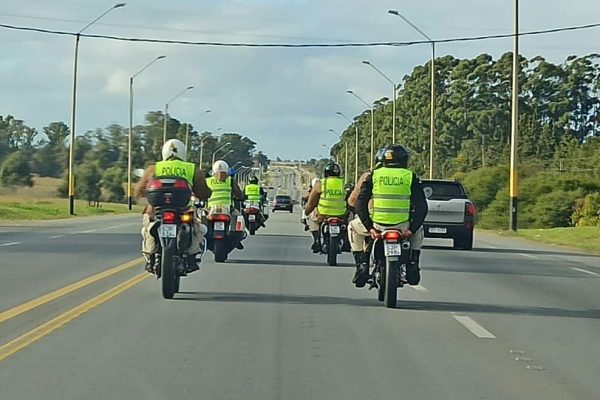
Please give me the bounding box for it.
[147,179,162,190]
[163,211,176,224]
[208,214,231,222]
[384,231,401,242]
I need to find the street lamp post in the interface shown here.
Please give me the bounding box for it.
[127,55,165,210]
[163,85,194,144]
[347,90,375,169]
[509,0,519,231]
[388,9,436,179]
[212,142,232,164]
[362,60,396,144]
[68,2,126,215]
[336,112,359,183]
[185,109,211,152]
[329,129,347,181]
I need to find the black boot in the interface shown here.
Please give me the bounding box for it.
[352,251,369,288]
[143,253,155,273]
[406,250,421,285]
[311,231,322,253]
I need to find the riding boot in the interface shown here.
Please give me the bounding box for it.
[406,250,421,285]
[352,251,369,287]
[311,231,322,253]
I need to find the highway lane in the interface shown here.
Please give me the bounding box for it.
[0,210,599,399]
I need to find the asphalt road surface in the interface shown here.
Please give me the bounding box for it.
[0,210,599,399]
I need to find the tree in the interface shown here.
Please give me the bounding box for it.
[76,162,102,206]
[0,151,33,187]
[102,166,125,203]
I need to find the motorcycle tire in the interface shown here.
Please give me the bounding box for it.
[161,247,176,299]
[384,259,398,308]
[327,236,339,266]
[214,240,228,263]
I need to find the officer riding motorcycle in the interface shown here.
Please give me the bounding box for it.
[348,144,428,287]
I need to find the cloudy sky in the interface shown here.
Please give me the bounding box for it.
[1,0,598,160]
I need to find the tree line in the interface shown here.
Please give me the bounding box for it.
[0,112,269,204]
[332,52,600,228]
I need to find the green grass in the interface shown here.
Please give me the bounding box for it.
[497,226,600,254]
[0,198,139,221]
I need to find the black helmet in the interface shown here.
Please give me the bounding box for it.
[323,162,342,177]
[381,144,409,168]
[249,176,258,184]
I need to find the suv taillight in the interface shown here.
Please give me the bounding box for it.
[465,202,477,217]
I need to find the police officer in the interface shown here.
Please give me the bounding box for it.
[206,160,246,249]
[135,139,211,273]
[304,162,347,253]
[244,176,267,227]
[349,144,428,287]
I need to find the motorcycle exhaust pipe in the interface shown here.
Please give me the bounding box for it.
[401,241,411,251]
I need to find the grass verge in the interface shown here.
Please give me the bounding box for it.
[0,198,139,221]
[496,226,600,254]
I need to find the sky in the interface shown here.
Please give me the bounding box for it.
[0,0,598,160]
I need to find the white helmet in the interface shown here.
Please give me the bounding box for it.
[162,139,186,161]
[311,177,319,187]
[212,160,229,175]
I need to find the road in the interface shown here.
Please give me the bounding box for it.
[0,210,599,399]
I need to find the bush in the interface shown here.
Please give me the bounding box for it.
[520,189,582,228]
[0,151,34,187]
[459,165,508,211]
[102,166,126,203]
[572,192,600,227]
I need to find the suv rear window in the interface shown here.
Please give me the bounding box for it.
[421,181,467,200]
[275,196,291,202]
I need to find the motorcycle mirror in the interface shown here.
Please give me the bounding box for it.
[133,168,146,178]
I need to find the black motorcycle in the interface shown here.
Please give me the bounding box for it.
[146,176,204,299]
[368,230,412,308]
[319,217,349,266]
[203,205,246,263]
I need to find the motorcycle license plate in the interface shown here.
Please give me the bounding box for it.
[214,221,225,231]
[159,224,177,238]
[329,225,340,234]
[249,214,256,222]
[384,242,402,257]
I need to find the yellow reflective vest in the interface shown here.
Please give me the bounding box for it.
[207,176,232,208]
[155,160,195,185]
[317,177,346,217]
[371,167,412,225]
[244,183,261,202]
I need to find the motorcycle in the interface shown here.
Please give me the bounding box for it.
[243,201,264,235]
[319,217,348,266]
[204,205,246,263]
[367,230,412,308]
[146,176,205,299]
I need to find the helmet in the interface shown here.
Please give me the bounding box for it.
[249,176,259,184]
[345,183,355,193]
[323,162,342,177]
[228,167,236,177]
[212,160,229,175]
[162,139,186,161]
[381,144,409,168]
[374,147,386,167]
[310,177,319,188]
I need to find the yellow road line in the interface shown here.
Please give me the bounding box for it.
[0,257,144,324]
[0,272,149,362]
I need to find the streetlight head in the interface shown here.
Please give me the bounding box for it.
[114,3,126,8]
[388,9,399,16]
[361,60,371,65]
[186,86,194,90]
[157,55,166,60]
[346,90,354,94]
[328,129,335,132]
[336,112,343,115]
[205,109,212,113]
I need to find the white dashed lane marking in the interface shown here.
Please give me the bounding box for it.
[570,267,599,277]
[0,242,21,247]
[453,315,496,339]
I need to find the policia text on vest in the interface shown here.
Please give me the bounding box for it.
[155,160,195,185]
